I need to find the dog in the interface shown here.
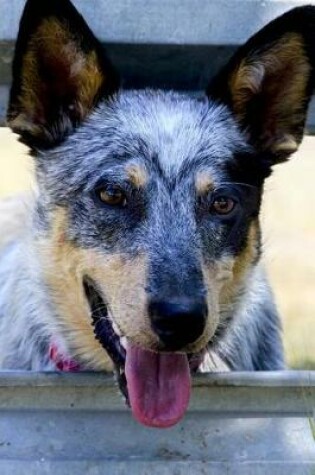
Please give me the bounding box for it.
[0,0,314,428]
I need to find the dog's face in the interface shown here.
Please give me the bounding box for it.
[8,0,315,427]
[35,92,260,352]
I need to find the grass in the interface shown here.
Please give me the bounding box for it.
[0,128,314,369]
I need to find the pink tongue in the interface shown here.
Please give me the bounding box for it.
[125,343,191,428]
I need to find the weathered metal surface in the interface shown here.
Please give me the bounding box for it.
[0,371,314,416]
[1,0,315,130]
[0,0,312,45]
[0,418,313,474]
[0,371,314,474]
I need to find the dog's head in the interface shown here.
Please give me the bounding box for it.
[8,0,315,427]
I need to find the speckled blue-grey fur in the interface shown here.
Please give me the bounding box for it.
[0,89,284,371]
[6,0,313,376]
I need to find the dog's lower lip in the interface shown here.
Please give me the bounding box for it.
[83,277,126,367]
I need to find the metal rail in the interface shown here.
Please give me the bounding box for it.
[0,371,314,474]
[1,0,315,129]
[0,371,314,417]
[0,0,310,44]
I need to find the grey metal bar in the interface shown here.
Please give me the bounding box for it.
[0,369,313,387]
[2,1,315,130]
[0,371,314,417]
[0,0,313,45]
[0,460,314,475]
[0,371,313,473]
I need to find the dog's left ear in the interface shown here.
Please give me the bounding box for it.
[7,0,119,148]
[207,6,315,163]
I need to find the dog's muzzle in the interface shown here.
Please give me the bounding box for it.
[83,276,207,428]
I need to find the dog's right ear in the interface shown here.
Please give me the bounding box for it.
[207,6,315,164]
[7,0,119,149]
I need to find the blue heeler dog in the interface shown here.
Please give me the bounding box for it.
[0,0,314,427]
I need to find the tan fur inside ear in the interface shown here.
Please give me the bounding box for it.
[229,33,310,152]
[11,19,105,135]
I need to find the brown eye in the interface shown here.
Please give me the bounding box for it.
[211,196,235,215]
[97,185,126,207]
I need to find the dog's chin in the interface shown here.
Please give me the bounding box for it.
[83,277,207,428]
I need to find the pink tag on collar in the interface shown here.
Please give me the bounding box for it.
[49,343,81,372]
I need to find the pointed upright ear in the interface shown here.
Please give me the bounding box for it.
[207,6,315,163]
[7,0,119,148]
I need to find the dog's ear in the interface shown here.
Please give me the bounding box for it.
[7,0,119,148]
[207,6,315,163]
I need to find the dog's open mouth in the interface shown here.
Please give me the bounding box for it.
[83,278,205,428]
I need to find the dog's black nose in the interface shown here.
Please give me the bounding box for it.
[149,298,207,350]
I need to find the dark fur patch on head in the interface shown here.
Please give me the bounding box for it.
[226,151,273,188]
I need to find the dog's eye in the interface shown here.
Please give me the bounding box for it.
[97,185,127,207]
[210,196,236,215]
